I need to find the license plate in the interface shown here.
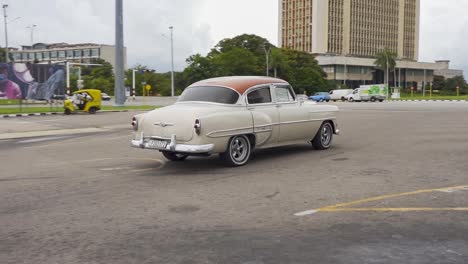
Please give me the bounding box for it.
[146,139,168,149]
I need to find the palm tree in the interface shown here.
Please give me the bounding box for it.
[374,48,397,87]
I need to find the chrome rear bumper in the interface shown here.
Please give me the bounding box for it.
[131,134,214,154]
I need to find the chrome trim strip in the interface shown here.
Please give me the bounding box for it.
[205,118,337,138]
[153,122,174,127]
[206,126,253,136]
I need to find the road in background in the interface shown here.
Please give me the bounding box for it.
[1,102,468,264]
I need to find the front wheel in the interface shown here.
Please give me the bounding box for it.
[379,99,384,102]
[348,98,354,102]
[341,97,346,102]
[162,152,188,161]
[370,97,376,102]
[219,135,252,167]
[312,122,334,150]
[88,107,97,114]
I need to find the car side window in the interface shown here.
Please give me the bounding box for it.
[247,87,272,104]
[275,86,295,102]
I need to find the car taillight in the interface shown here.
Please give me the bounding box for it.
[194,119,201,135]
[132,116,138,131]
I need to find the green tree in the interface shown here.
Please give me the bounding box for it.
[432,75,446,90]
[179,34,329,95]
[181,54,215,87]
[0,47,13,62]
[272,49,329,95]
[446,75,467,94]
[211,47,259,76]
[374,48,397,86]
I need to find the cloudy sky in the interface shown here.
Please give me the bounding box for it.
[5,0,468,76]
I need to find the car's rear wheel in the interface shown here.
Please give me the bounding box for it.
[341,97,346,102]
[348,98,354,102]
[162,152,188,161]
[312,122,333,150]
[370,97,376,102]
[219,135,252,167]
[379,99,384,102]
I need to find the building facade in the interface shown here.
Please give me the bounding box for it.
[10,43,127,70]
[278,0,462,89]
[280,0,419,60]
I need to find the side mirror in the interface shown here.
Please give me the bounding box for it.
[298,97,305,105]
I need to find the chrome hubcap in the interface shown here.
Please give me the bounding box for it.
[230,137,249,162]
[321,124,332,146]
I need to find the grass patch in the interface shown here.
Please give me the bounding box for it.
[0,100,50,105]
[0,105,156,115]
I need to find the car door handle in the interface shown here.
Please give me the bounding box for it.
[247,107,255,110]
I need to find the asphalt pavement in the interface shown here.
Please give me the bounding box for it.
[1,101,468,264]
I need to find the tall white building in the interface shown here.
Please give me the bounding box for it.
[278,0,462,89]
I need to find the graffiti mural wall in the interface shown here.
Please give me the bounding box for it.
[0,63,65,100]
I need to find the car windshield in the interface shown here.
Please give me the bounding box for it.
[178,86,239,104]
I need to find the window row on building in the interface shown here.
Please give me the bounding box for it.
[12,48,100,62]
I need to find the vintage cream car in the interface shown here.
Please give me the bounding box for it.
[131,76,339,166]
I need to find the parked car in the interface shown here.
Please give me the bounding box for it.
[309,92,331,102]
[51,94,68,100]
[346,85,387,102]
[296,94,309,101]
[131,76,340,166]
[101,93,111,101]
[329,89,354,102]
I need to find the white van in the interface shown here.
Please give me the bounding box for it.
[329,89,354,102]
[346,84,387,102]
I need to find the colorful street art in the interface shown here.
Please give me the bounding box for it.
[0,63,65,100]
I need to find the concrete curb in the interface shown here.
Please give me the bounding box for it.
[0,110,130,119]
[390,100,468,102]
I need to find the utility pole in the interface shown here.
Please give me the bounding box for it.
[263,43,271,76]
[114,0,125,105]
[3,4,9,62]
[169,26,174,97]
[26,24,37,46]
[132,69,137,100]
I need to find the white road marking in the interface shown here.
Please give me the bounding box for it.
[16,119,60,124]
[17,135,72,144]
[294,210,318,216]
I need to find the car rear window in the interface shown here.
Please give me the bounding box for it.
[178,86,239,104]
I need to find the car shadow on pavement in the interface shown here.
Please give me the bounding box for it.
[135,144,344,177]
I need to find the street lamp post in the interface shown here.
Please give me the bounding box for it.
[3,4,9,62]
[263,43,271,77]
[132,69,137,100]
[169,26,174,97]
[26,24,37,46]
[114,0,125,106]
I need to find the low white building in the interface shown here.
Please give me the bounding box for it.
[10,43,127,70]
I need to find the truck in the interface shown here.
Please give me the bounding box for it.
[329,89,354,102]
[346,84,388,102]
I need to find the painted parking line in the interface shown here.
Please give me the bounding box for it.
[294,185,468,216]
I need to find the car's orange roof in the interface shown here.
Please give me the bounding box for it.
[189,76,288,95]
